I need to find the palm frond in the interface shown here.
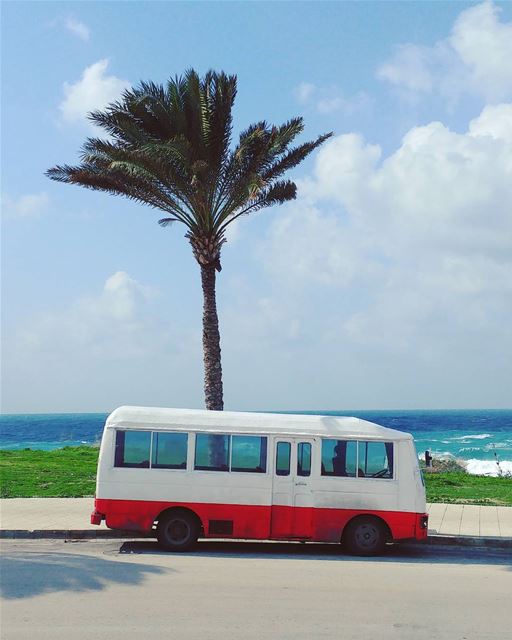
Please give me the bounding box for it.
[217,180,297,233]
[45,163,196,230]
[262,132,333,182]
[158,218,179,227]
[47,68,331,260]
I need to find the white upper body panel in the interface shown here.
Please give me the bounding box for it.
[105,406,412,441]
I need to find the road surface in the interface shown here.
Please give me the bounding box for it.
[1,539,510,639]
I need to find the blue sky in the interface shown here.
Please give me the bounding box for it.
[2,1,512,413]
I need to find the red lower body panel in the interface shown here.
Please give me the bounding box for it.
[92,498,428,542]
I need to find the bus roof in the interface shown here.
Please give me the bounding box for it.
[106,406,412,441]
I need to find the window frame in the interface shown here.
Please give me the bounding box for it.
[112,430,396,480]
[193,433,269,474]
[357,440,394,480]
[113,429,190,472]
[230,434,268,474]
[151,431,189,470]
[194,433,231,472]
[275,440,292,477]
[113,430,272,474]
[114,429,153,469]
[297,441,312,477]
[320,438,358,478]
[320,438,395,480]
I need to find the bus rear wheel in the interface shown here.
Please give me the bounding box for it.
[156,511,199,552]
[344,516,387,556]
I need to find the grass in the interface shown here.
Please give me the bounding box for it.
[425,472,512,506]
[0,447,98,498]
[1,446,511,505]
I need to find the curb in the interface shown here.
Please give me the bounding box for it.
[1,529,511,548]
[0,529,147,540]
[424,534,512,549]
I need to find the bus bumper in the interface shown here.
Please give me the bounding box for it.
[416,513,429,540]
[90,510,104,525]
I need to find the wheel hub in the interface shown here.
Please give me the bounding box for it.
[356,525,378,547]
[168,520,189,542]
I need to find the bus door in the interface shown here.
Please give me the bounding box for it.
[270,438,315,539]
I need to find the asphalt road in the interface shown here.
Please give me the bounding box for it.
[1,539,511,640]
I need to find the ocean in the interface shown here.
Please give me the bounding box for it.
[1,409,511,477]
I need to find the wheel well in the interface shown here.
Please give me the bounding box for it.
[154,507,204,535]
[340,514,392,543]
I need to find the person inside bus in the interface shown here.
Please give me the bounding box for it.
[332,442,347,476]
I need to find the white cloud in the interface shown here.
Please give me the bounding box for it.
[294,82,371,115]
[65,17,90,42]
[295,82,316,103]
[16,271,160,358]
[377,43,439,94]
[247,103,512,405]
[2,192,49,219]
[378,1,512,102]
[59,59,130,127]
[261,200,367,289]
[298,104,512,258]
[2,272,204,412]
[450,1,512,99]
[468,103,512,141]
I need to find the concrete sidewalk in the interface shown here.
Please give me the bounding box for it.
[1,498,511,546]
[427,502,512,537]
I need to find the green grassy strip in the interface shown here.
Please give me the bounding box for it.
[0,447,98,498]
[424,472,512,506]
[1,446,511,505]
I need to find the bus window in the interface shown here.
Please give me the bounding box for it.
[321,439,357,477]
[195,434,230,471]
[114,430,151,468]
[276,442,291,476]
[297,442,311,477]
[231,436,267,473]
[152,432,188,469]
[358,441,393,478]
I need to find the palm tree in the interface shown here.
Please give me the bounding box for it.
[46,69,331,410]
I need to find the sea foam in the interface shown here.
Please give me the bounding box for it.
[465,458,512,477]
[451,433,492,441]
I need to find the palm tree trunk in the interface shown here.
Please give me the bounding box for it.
[200,264,224,410]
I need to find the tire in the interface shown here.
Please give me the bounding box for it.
[156,510,200,552]
[344,516,387,556]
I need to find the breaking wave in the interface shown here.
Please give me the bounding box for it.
[465,458,512,477]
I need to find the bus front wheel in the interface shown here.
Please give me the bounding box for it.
[156,510,200,552]
[344,516,387,556]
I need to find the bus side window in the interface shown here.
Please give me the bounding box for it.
[321,439,357,477]
[194,434,230,471]
[231,436,267,473]
[276,442,291,476]
[114,430,151,468]
[297,442,311,477]
[357,441,393,478]
[152,432,188,469]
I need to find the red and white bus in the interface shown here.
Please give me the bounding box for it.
[91,406,428,555]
